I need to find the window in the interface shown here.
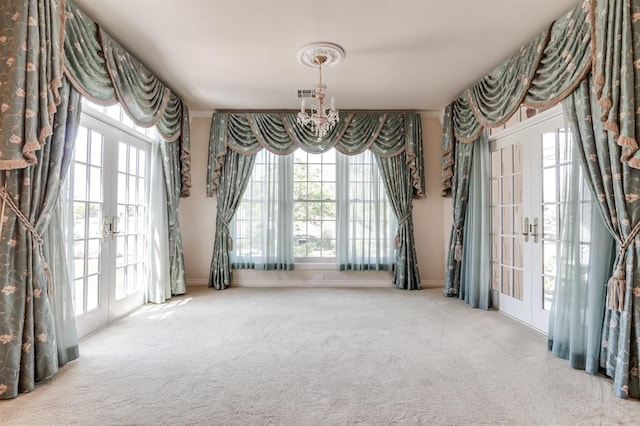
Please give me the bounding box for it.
[293,150,337,260]
[230,148,395,268]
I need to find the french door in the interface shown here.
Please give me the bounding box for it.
[490,108,567,333]
[65,111,150,338]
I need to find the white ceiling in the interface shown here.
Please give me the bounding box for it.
[72,0,579,113]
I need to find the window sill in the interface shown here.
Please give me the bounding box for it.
[294,263,336,270]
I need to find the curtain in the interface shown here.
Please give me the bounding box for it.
[44,199,80,365]
[443,110,476,297]
[209,150,257,289]
[230,150,294,270]
[0,77,81,399]
[459,134,491,308]
[146,136,172,303]
[336,150,396,271]
[548,107,616,373]
[208,112,424,198]
[375,152,421,290]
[565,76,640,398]
[0,0,66,170]
[159,138,187,297]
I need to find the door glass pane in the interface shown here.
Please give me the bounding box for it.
[543,168,557,203]
[501,145,513,174]
[501,207,512,235]
[75,127,88,163]
[90,131,103,166]
[86,275,99,312]
[513,144,522,173]
[513,270,524,301]
[542,132,557,167]
[501,177,512,204]
[501,267,512,296]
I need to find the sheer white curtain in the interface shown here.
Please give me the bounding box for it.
[146,135,172,303]
[336,150,396,271]
[230,150,294,270]
[460,134,491,309]
[547,121,616,372]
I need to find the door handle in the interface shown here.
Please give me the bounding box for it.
[531,217,539,243]
[102,215,111,241]
[522,217,529,242]
[111,215,120,241]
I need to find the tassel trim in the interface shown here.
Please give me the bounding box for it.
[454,228,463,262]
[607,265,626,312]
[607,221,640,313]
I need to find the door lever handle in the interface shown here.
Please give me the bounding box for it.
[531,217,539,243]
[522,217,529,242]
[111,215,120,241]
[102,215,111,241]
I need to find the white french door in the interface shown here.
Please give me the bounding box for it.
[490,107,567,333]
[65,111,150,338]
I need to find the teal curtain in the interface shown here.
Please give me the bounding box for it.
[0,0,65,170]
[374,152,421,290]
[158,138,187,298]
[209,150,257,289]
[0,76,81,399]
[230,150,294,270]
[548,102,616,373]
[62,1,191,163]
[459,134,490,308]
[443,105,482,296]
[336,150,396,271]
[208,112,424,198]
[565,76,640,398]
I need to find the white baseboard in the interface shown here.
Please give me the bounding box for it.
[187,279,444,289]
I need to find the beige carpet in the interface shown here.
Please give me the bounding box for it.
[3,287,640,425]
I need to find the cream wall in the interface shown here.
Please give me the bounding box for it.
[179,114,449,288]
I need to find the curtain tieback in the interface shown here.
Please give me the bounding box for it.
[216,213,233,251]
[454,227,463,262]
[0,187,54,300]
[608,221,640,312]
[395,208,413,248]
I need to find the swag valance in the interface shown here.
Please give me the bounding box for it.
[441,0,592,196]
[63,0,191,196]
[0,0,191,196]
[207,112,424,198]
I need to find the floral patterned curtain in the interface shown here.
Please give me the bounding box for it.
[0,76,82,399]
[207,112,424,198]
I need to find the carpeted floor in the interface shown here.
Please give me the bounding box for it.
[3,287,640,425]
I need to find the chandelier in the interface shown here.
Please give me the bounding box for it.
[296,43,345,139]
